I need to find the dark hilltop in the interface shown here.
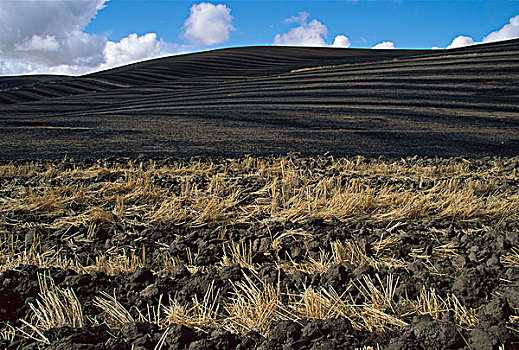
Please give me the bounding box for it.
[1,39,518,159]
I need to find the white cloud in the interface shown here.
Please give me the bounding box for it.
[0,1,173,75]
[101,33,164,70]
[274,12,328,46]
[0,60,94,76]
[15,35,60,52]
[331,35,351,48]
[0,0,108,67]
[274,12,351,48]
[1,32,167,75]
[446,35,476,49]
[0,61,37,76]
[284,12,311,25]
[445,14,519,49]
[182,3,234,46]
[483,14,519,43]
[372,41,395,49]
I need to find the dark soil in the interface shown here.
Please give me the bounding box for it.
[1,41,519,159]
[1,217,519,349]
[1,156,519,349]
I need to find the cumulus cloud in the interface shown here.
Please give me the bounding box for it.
[0,61,38,76]
[0,0,171,75]
[372,41,395,49]
[274,12,351,48]
[15,35,61,52]
[0,32,166,75]
[483,14,519,42]
[274,12,328,46]
[331,35,351,48]
[446,35,476,49]
[445,14,519,49]
[0,0,108,67]
[101,33,164,70]
[182,3,234,46]
[0,60,95,76]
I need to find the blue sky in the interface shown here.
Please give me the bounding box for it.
[87,0,519,49]
[1,0,519,75]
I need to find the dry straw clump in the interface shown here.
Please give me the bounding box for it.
[224,274,291,336]
[278,238,407,275]
[501,246,519,268]
[18,273,84,344]
[221,241,255,272]
[1,156,517,236]
[0,232,148,276]
[28,274,84,329]
[411,286,478,328]
[94,291,134,333]
[10,272,480,343]
[163,282,221,330]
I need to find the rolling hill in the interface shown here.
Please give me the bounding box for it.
[1,40,518,159]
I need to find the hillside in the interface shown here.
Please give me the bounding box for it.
[0,40,518,158]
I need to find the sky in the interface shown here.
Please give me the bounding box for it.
[1,0,519,76]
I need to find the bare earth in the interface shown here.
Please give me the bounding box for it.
[1,39,519,159]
